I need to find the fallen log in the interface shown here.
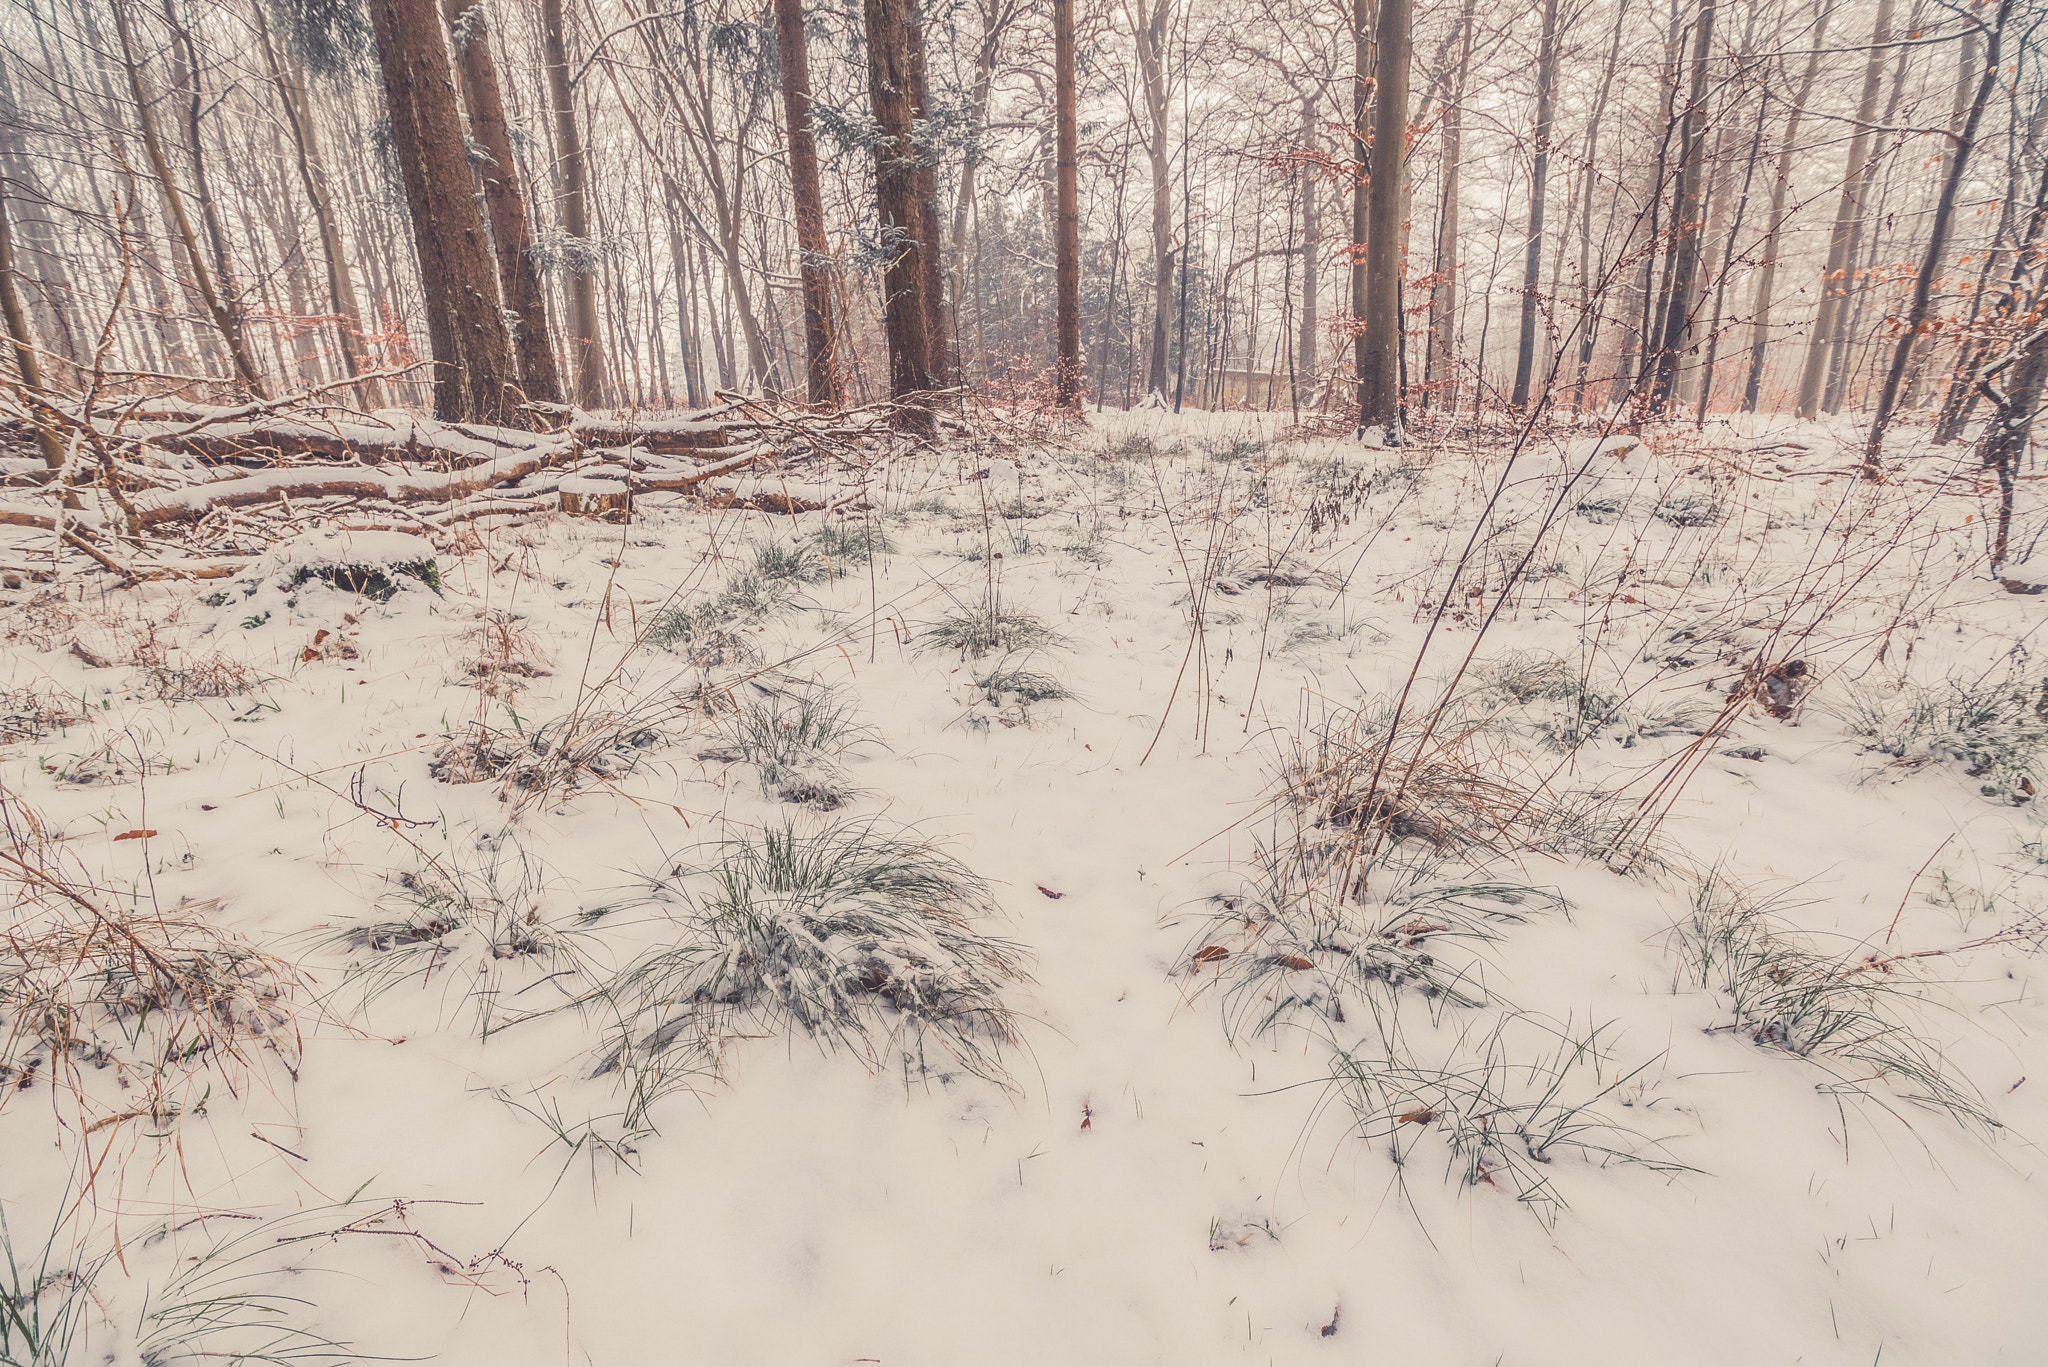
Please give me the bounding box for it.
[625,442,776,492]
[571,413,736,455]
[131,449,558,525]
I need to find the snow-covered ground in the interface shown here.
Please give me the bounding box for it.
[5,408,2047,1366]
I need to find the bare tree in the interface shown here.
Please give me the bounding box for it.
[1794,0,1892,420]
[110,0,267,396]
[1864,0,2016,475]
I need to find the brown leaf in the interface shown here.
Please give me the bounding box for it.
[1193,945,1229,963]
[301,648,321,662]
[1037,885,1065,899]
[1276,955,1314,971]
[69,640,111,669]
[112,829,156,841]
[1392,920,1450,938]
[1397,1108,1436,1126]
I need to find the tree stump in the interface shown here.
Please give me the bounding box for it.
[559,474,632,520]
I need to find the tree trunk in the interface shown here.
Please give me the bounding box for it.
[1297,91,1321,410]
[1427,0,1475,410]
[0,191,73,486]
[111,0,267,397]
[905,16,952,390]
[542,0,605,409]
[1824,32,1911,414]
[1053,0,1082,408]
[1863,0,2013,474]
[445,0,564,410]
[1902,26,1984,412]
[771,0,840,406]
[255,11,384,409]
[363,0,521,424]
[1358,0,1406,435]
[1569,0,1629,413]
[1741,0,1829,412]
[861,0,934,430]
[1794,0,1892,419]
[1510,0,1560,409]
[1136,0,1174,397]
[1645,0,1715,416]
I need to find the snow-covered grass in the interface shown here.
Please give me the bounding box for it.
[3,408,2047,1365]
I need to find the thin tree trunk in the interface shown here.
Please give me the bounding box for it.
[1136,0,1174,396]
[1427,0,1476,410]
[255,13,383,408]
[1611,0,1685,409]
[1569,0,1629,413]
[1646,0,1716,416]
[1351,0,1371,426]
[772,0,840,406]
[1053,0,1082,407]
[905,16,951,390]
[1511,0,1561,409]
[1297,90,1321,409]
[1741,0,1829,411]
[1795,0,1892,419]
[543,0,605,408]
[0,190,73,485]
[111,0,267,397]
[1825,30,1912,413]
[1863,0,2013,473]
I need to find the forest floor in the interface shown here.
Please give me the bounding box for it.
[4,406,2047,1366]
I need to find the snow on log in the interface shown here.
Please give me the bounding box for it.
[571,413,735,455]
[131,449,557,525]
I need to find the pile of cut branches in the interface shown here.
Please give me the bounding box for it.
[0,385,927,585]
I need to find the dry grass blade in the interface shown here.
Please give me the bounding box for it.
[0,785,304,1127]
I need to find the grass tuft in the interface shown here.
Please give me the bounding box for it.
[595,818,1030,1121]
[331,832,592,1037]
[972,656,1074,705]
[918,606,1060,659]
[1674,869,1996,1131]
[707,686,876,809]
[1839,673,2048,804]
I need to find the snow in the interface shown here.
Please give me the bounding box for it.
[2,409,2046,1366]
